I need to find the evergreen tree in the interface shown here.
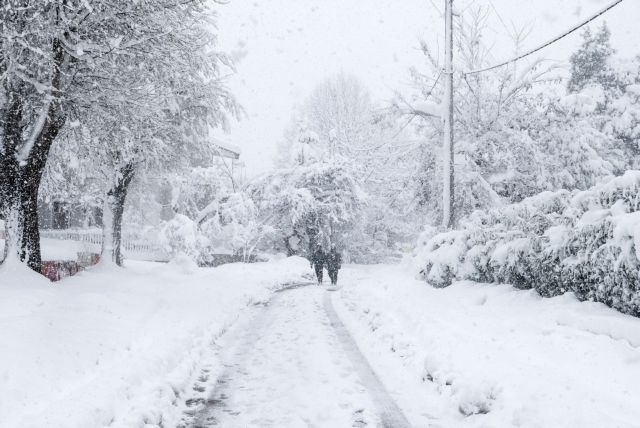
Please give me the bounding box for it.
[566,25,640,167]
[568,24,616,93]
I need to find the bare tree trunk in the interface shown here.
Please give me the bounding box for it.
[111,166,135,266]
[101,163,136,266]
[20,184,42,270]
[0,95,23,265]
[0,35,66,272]
[442,0,455,229]
[100,196,115,267]
[2,207,21,266]
[19,110,64,271]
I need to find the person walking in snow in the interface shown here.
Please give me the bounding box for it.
[310,246,326,285]
[326,244,342,286]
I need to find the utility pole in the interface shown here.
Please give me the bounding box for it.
[442,0,454,229]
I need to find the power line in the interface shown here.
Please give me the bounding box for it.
[464,0,624,75]
[488,0,512,37]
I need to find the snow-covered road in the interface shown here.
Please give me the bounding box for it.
[186,286,410,428]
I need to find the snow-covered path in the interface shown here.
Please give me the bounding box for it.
[188,286,410,428]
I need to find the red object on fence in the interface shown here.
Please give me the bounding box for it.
[41,252,100,282]
[41,261,80,282]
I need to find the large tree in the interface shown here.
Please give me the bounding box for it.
[0,0,235,269]
[249,158,363,258]
[0,1,68,269]
[278,74,425,261]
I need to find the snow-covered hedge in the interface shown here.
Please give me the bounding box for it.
[414,171,640,316]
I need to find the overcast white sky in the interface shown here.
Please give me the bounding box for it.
[214,0,640,176]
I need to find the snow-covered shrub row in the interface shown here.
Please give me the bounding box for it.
[415,171,640,315]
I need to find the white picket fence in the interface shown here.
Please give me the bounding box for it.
[39,229,170,262]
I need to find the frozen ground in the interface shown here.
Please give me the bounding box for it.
[335,264,640,428]
[0,256,309,428]
[3,259,640,427]
[182,285,409,427]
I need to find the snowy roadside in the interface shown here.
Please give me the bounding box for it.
[0,256,310,428]
[334,264,640,428]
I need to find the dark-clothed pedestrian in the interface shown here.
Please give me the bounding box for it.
[326,245,342,286]
[310,247,326,285]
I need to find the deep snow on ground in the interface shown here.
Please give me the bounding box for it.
[334,264,640,428]
[0,256,309,428]
[4,258,640,428]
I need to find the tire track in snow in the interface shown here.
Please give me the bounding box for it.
[323,290,411,428]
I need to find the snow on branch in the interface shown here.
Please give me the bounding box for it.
[410,101,443,119]
[17,98,52,163]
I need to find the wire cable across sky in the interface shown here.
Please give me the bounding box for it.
[464,0,625,75]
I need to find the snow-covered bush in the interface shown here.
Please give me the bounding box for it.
[199,192,274,263]
[167,167,233,220]
[157,215,208,262]
[414,171,640,316]
[156,189,274,266]
[249,158,364,258]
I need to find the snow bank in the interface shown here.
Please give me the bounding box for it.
[414,171,640,315]
[335,264,640,427]
[0,256,310,428]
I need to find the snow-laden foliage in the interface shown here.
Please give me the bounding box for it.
[414,171,640,316]
[249,158,364,259]
[157,214,208,262]
[403,9,624,226]
[199,191,274,263]
[154,156,363,265]
[568,23,617,93]
[1,0,237,270]
[166,167,233,221]
[30,1,237,267]
[412,21,640,316]
[155,188,272,265]
[277,74,425,262]
[565,24,640,167]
